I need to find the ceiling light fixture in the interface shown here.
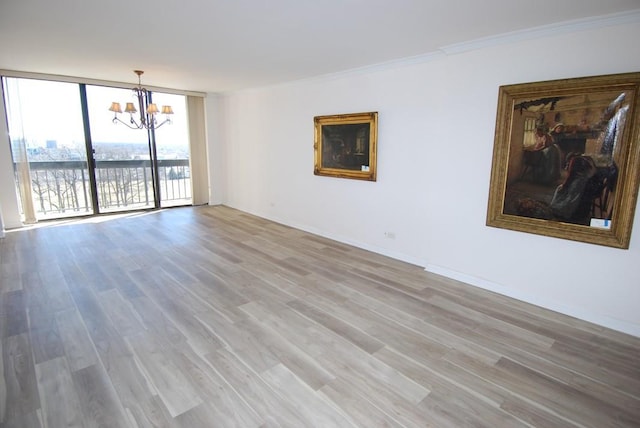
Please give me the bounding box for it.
[108,70,174,130]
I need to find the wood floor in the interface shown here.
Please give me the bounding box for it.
[1,205,639,427]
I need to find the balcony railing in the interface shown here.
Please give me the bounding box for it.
[17,159,191,219]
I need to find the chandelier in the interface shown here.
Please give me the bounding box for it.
[108,70,174,130]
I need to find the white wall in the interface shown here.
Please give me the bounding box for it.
[209,18,640,336]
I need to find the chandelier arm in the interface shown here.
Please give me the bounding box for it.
[152,118,172,129]
[112,114,169,130]
[112,116,143,130]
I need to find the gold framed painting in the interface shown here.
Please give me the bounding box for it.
[314,112,378,181]
[486,72,640,248]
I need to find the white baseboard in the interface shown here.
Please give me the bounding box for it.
[239,208,426,268]
[425,263,640,338]
[219,205,640,338]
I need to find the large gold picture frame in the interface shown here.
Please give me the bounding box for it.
[314,112,378,181]
[486,72,640,248]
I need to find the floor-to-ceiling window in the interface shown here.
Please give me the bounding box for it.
[3,78,94,221]
[145,92,192,208]
[85,85,157,213]
[1,76,193,221]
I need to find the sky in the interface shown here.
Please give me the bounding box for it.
[3,77,188,150]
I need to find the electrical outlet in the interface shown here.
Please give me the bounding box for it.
[384,231,396,239]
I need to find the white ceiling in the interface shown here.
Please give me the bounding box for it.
[1,0,639,93]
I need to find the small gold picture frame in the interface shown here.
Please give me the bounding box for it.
[314,112,378,181]
[486,72,640,248]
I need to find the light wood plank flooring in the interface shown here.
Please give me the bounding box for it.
[1,205,639,427]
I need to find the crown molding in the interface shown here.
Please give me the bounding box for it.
[304,9,640,85]
[439,8,640,55]
[219,9,640,95]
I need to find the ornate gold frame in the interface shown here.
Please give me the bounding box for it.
[486,72,640,248]
[314,112,378,181]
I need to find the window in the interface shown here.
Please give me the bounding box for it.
[2,76,196,221]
